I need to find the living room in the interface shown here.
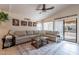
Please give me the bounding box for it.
[0,4,79,55]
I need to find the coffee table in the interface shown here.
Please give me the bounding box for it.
[31,36,49,48]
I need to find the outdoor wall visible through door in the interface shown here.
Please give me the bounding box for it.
[64,18,77,43]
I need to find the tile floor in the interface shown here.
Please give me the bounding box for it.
[0,41,79,55]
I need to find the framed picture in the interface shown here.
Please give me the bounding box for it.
[12,19,19,26]
[33,22,37,26]
[28,21,32,26]
[21,21,27,26]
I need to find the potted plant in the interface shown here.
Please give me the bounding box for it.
[0,11,9,22]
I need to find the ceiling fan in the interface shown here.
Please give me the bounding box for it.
[36,4,55,12]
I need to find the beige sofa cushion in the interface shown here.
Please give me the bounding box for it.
[46,31,59,35]
[14,31,26,37]
[33,31,39,35]
[26,31,34,35]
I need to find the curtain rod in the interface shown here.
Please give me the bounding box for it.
[54,14,78,20]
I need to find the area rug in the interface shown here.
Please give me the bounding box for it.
[16,42,62,55]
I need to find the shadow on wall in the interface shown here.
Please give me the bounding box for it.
[0,21,11,39]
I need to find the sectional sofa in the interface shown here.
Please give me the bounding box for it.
[11,30,60,44]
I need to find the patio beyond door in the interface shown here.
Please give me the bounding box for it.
[64,18,77,43]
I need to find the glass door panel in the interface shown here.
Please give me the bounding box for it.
[64,18,77,43]
[54,20,64,40]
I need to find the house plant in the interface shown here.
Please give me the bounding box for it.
[0,11,9,22]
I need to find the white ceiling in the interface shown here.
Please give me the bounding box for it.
[0,4,70,21]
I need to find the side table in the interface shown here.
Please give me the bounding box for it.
[2,35,16,49]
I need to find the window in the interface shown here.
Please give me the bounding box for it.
[44,22,48,30]
[44,22,53,31]
[48,22,53,31]
[54,20,64,40]
[36,23,42,31]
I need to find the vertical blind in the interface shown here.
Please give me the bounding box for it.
[44,22,53,31]
[36,23,42,31]
[36,22,54,31]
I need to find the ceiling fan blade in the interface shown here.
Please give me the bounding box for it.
[46,6,55,10]
[42,4,46,10]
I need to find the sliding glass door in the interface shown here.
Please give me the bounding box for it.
[36,18,77,43]
[64,18,77,43]
[54,20,64,40]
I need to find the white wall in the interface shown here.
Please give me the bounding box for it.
[0,21,11,39]
[0,11,36,39]
[0,10,11,39]
[10,12,36,31]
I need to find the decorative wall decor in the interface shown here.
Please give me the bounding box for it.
[21,21,27,26]
[12,19,37,27]
[28,21,32,26]
[33,22,37,26]
[12,19,19,26]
